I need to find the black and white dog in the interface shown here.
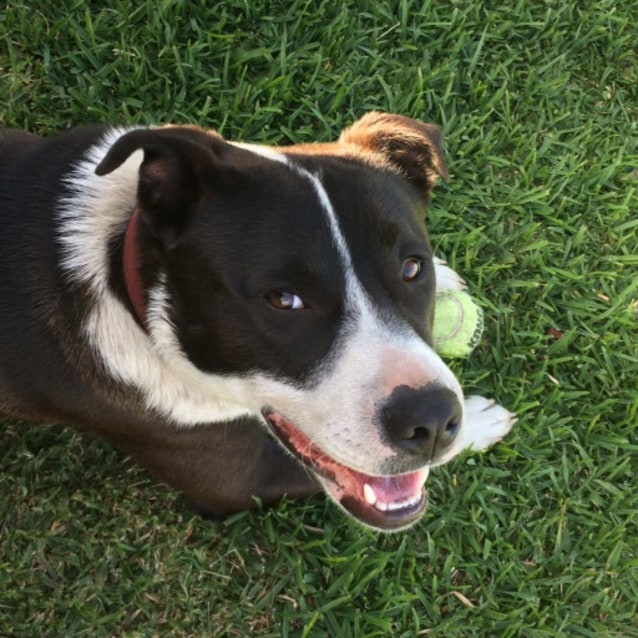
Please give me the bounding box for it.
[0,113,514,531]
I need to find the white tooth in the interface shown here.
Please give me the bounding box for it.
[363,483,377,506]
[374,490,424,513]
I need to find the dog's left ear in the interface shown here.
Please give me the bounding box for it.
[95,127,222,248]
[339,112,448,196]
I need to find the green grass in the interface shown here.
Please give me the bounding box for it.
[1,1,637,636]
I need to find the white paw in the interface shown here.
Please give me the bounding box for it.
[461,395,517,451]
[432,395,516,465]
[434,257,467,292]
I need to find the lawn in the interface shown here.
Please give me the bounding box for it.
[1,1,637,636]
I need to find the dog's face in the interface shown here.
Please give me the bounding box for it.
[83,114,463,531]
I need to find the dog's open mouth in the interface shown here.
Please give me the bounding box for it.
[264,410,428,531]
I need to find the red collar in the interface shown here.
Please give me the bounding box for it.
[123,207,147,329]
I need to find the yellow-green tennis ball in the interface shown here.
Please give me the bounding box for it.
[433,290,484,358]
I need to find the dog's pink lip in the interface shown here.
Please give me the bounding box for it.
[264,410,428,530]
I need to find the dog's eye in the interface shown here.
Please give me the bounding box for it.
[267,290,305,310]
[401,258,422,282]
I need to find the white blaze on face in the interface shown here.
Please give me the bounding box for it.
[246,158,464,474]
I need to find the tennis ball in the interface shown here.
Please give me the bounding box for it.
[432,290,484,358]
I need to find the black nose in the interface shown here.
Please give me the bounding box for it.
[379,385,462,461]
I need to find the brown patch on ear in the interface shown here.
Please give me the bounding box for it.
[338,112,448,195]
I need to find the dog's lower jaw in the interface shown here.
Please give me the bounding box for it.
[264,410,431,531]
[316,471,428,532]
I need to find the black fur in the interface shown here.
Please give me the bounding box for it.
[0,117,455,529]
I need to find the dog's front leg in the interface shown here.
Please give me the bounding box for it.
[433,257,467,292]
[432,258,516,460]
[433,396,516,465]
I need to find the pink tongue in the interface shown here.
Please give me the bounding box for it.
[366,471,427,502]
[325,459,427,505]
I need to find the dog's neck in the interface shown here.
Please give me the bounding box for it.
[123,207,147,330]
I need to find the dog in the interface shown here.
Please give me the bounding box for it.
[0,113,515,531]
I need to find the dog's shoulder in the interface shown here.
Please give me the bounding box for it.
[0,129,42,173]
[0,125,120,179]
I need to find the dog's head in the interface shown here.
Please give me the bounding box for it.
[92,113,463,531]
